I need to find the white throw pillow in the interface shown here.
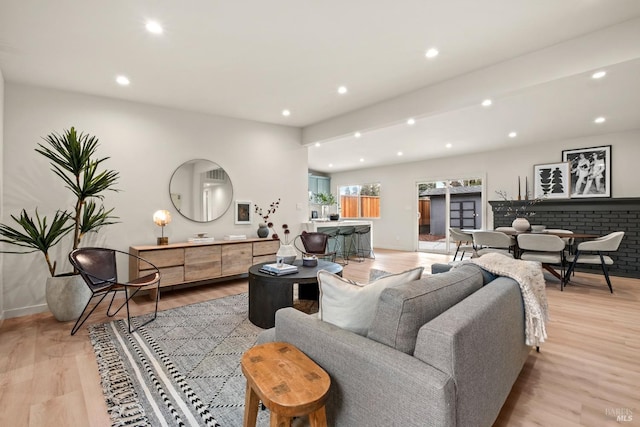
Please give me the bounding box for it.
[317,267,424,335]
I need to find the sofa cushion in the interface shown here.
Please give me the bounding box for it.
[317,267,424,335]
[367,264,484,354]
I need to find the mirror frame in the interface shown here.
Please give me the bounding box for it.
[169,159,234,223]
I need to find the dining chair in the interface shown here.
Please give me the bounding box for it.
[545,229,575,254]
[68,247,161,335]
[472,231,514,258]
[563,231,625,293]
[449,228,474,261]
[293,231,337,262]
[494,226,517,247]
[517,234,567,284]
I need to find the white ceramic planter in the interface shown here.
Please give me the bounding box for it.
[276,244,297,265]
[45,275,92,322]
[512,217,531,232]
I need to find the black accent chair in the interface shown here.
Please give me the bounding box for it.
[68,247,161,335]
[293,231,337,262]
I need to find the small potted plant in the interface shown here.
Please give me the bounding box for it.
[0,127,119,321]
[313,192,337,220]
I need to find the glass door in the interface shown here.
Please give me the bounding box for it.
[417,177,483,255]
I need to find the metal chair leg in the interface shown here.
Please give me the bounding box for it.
[598,252,614,293]
[71,290,113,335]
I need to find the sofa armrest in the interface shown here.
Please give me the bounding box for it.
[270,307,455,427]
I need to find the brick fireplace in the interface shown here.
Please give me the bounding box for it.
[489,198,639,278]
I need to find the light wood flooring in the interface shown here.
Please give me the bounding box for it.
[0,249,638,426]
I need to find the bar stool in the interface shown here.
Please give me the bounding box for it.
[353,225,375,262]
[322,228,341,262]
[336,226,355,265]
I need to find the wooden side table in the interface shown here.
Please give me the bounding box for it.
[241,342,331,427]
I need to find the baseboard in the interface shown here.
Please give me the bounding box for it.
[4,303,48,319]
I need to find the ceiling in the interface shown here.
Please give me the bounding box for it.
[1,1,640,173]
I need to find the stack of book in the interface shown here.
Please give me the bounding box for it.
[223,234,247,241]
[259,263,299,276]
[188,237,216,244]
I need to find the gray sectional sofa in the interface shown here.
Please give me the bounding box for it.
[257,263,531,427]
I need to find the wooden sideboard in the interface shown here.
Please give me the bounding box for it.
[129,238,280,299]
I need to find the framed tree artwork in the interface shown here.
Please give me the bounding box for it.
[533,162,571,199]
[562,145,611,198]
[234,200,252,224]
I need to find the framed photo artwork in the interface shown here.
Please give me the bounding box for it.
[533,162,571,199]
[234,200,252,224]
[562,145,611,198]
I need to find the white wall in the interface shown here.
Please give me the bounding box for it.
[330,130,640,251]
[0,69,4,324]
[3,83,308,318]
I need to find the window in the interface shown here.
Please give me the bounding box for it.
[339,183,381,218]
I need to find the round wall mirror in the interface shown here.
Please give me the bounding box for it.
[169,159,234,222]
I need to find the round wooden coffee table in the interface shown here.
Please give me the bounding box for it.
[248,259,343,328]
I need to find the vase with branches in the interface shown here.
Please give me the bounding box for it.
[254,198,281,239]
[494,190,543,219]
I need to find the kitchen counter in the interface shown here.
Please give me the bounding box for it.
[304,220,373,259]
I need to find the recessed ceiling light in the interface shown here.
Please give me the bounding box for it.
[315,142,321,147]
[145,20,163,34]
[591,71,606,79]
[508,132,517,138]
[481,99,492,107]
[282,109,291,117]
[446,143,452,148]
[397,151,403,156]
[337,86,348,95]
[407,118,416,126]
[425,48,439,59]
[328,163,333,168]
[360,158,365,162]
[594,116,606,124]
[354,132,361,138]
[116,75,130,86]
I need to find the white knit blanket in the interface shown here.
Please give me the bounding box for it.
[470,253,549,347]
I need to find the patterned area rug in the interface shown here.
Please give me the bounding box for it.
[89,293,315,426]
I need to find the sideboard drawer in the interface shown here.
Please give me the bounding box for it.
[159,266,184,286]
[221,243,253,276]
[253,240,280,256]
[140,248,184,269]
[185,245,222,281]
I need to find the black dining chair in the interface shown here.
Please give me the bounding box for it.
[68,247,161,335]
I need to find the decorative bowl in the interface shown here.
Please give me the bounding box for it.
[302,255,318,267]
[530,225,546,233]
[196,232,208,238]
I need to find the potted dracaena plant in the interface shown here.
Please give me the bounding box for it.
[0,127,119,321]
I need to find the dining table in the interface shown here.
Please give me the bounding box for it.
[462,229,600,282]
